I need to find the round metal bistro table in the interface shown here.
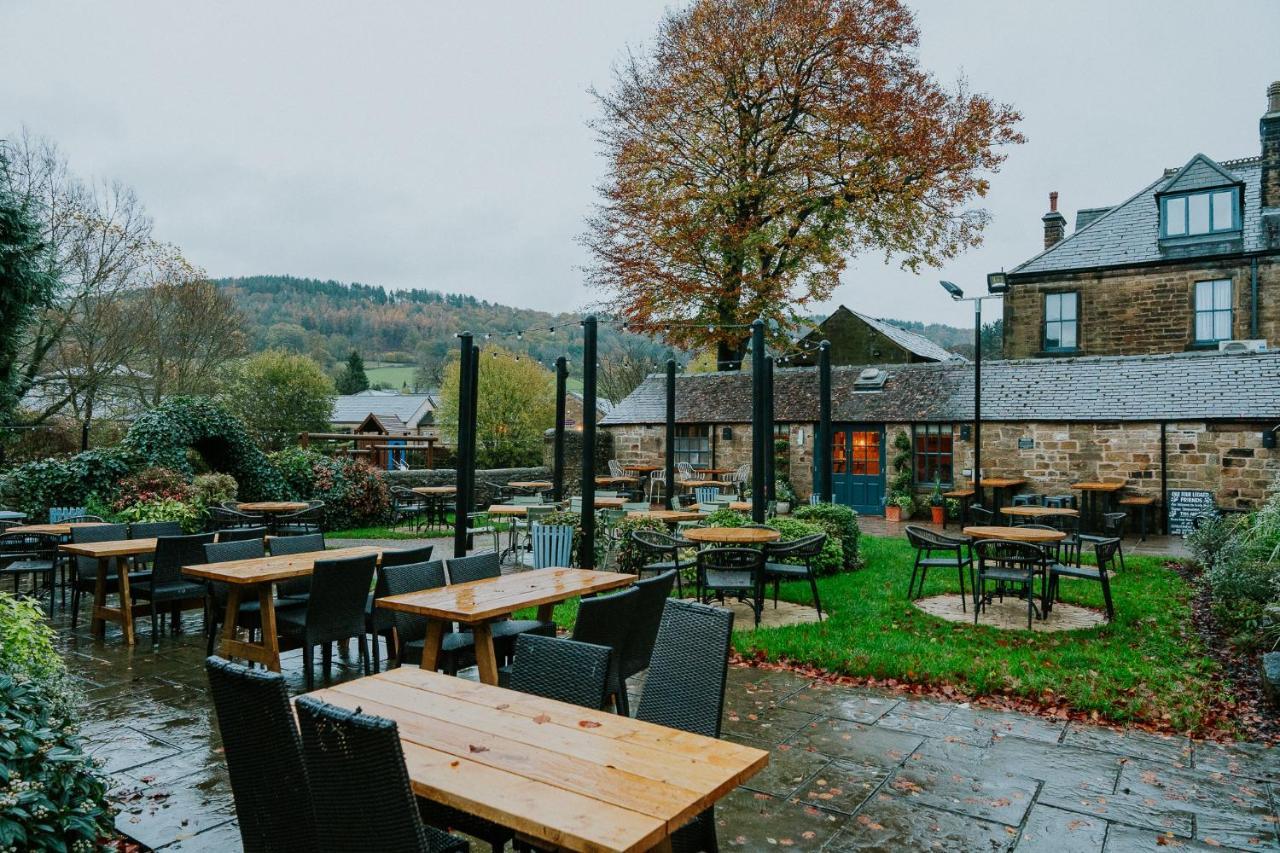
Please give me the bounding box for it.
[999,506,1079,521]
[682,526,781,546]
[963,525,1065,544]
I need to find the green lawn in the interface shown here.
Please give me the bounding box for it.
[364,362,419,389]
[737,535,1224,732]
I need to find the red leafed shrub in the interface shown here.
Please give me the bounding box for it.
[111,467,193,512]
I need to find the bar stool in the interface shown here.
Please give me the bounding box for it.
[1043,495,1077,509]
[1011,494,1043,507]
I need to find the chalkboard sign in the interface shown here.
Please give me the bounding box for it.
[1167,489,1216,536]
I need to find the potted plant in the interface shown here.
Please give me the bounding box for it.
[774,477,796,514]
[929,476,945,525]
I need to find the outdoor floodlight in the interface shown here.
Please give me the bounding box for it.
[986,271,1010,294]
[939,280,964,300]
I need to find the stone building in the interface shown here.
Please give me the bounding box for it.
[787,305,964,367]
[599,349,1280,524]
[1001,82,1280,359]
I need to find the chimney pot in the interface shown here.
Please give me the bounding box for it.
[1269,81,1280,114]
[1049,191,1059,212]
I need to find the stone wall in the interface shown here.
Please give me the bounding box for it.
[1003,258,1279,359]
[539,428,612,493]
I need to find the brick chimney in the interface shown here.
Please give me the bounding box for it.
[1042,191,1067,250]
[1262,82,1280,248]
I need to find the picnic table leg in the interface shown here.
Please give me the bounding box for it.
[91,556,109,639]
[117,555,136,646]
[257,585,281,673]
[471,622,500,685]
[650,838,673,852]
[418,619,446,672]
[535,603,555,623]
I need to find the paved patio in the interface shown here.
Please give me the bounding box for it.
[55,578,1278,852]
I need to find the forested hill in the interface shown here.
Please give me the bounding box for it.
[214,275,675,377]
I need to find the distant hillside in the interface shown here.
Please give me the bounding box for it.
[214,275,677,389]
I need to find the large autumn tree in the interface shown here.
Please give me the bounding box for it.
[585,0,1022,368]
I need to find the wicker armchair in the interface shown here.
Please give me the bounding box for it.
[206,657,318,852]
[276,554,377,690]
[377,558,476,676]
[763,532,828,619]
[636,599,735,853]
[366,545,437,672]
[275,500,324,536]
[294,696,468,853]
[131,533,215,642]
[68,523,137,629]
[216,526,268,543]
[268,532,325,604]
[629,529,692,597]
[696,546,766,627]
[618,570,676,687]
[569,586,641,714]
[447,551,554,661]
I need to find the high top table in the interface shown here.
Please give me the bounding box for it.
[183,545,385,670]
[377,568,633,685]
[682,526,780,546]
[307,667,768,853]
[60,537,159,645]
[1071,481,1126,533]
[978,478,1026,511]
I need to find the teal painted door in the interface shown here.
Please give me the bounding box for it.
[829,424,885,515]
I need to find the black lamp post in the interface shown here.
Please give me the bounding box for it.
[940,274,1007,509]
[553,356,567,501]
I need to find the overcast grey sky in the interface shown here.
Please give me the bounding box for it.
[3,1,1278,327]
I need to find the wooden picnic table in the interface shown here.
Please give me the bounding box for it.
[182,545,385,671]
[508,481,553,490]
[678,479,727,489]
[623,464,662,473]
[308,667,768,853]
[728,501,751,512]
[60,537,159,645]
[1000,506,1079,519]
[412,486,457,495]
[597,475,639,485]
[235,501,309,513]
[376,568,633,685]
[10,521,108,537]
[963,525,1065,544]
[682,526,780,546]
[627,510,705,524]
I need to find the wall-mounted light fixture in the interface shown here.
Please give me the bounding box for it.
[1264,425,1278,449]
[959,424,972,441]
[721,427,733,441]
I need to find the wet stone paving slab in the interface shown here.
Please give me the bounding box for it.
[53,609,1280,851]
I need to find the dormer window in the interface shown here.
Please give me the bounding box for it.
[1160,187,1240,238]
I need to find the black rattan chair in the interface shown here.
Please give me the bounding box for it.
[618,570,677,692]
[636,599,734,853]
[967,505,995,525]
[508,633,612,709]
[294,696,468,853]
[128,521,184,539]
[378,559,476,675]
[569,586,640,714]
[447,551,554,661]
[0,530,55,603]
[277,553,377,690]
[211,505,266,531]
[202,538,278,657]
[696,546,766,627]
[629,529,692,597]
[973,539,1048,630]
[69,523,138,629]
[269,532,325,604]
[132,533,215,642]
[763,533,828,619]
[216,526,269,543]
[1048,537,1118,621]
[904,525,972,610]
[367,544,437,672]
[205,657,318,852]
[275,500,324,536]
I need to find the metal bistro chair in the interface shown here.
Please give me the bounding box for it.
[763,532,828,619]
[294,697,468,853]
[973,539,1049,630]
[211,504,266,531]
[570,585,641,714]
[647,467,667,505]
[366,544,436,673]
[697,547,766,627]
[69,523,137,629]
[1011,493,1043,507]
[904,525,972,610]
[1080,511,1128,571]
[530,522,574,568]
[275,500,324,536]
[1047,537,1118,621]
[967,505,996,525]
[636,599,734,853]
[0,530,55,604]
[630,529,693,598]
[275,553,377,691]
[390,486,428,532]
[131,533,216,642]
[378,559,476,675]
[205,657,319,853]
[693,486,722,506]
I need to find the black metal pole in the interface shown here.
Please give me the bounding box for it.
[764,356,776,503]
[452,333,474,558]
[973,299,983,509]
[818,340,832,503]
[468,345,481,534]
[665,359,676,510]
[580,316,598,568]
[750,319,766,523]
[553,356,567,501]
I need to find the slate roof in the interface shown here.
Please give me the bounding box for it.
[331,393,435,428]
[599,349,1280,425]
[850,312,965,363]
[1010,155,1266,277]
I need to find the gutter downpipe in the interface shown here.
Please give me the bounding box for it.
[1251,257,1260,338]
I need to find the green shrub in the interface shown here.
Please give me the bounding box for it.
[769,517,843,576]
[269,448,390,530]
[115,497,204,533]
[0,448,135,521]
[0,594,115,850]
[702,508,748,528]
[1187,512,1245,574]
[110,466,193,512]
[613,515,670,574]
[192,473,238,506]
[793,502,861,570]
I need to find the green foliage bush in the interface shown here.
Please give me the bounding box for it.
[793,502,861,570]
[192,473,238,506]
[115,498,204,533]
[1193,492,1280,647]
[110,466,193,512]
[269,448,390,530]
[0,594,114,850]
[701,508,748,528]
[0,449,134,521]
[769,517,843,576]
[613,515,670,574]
